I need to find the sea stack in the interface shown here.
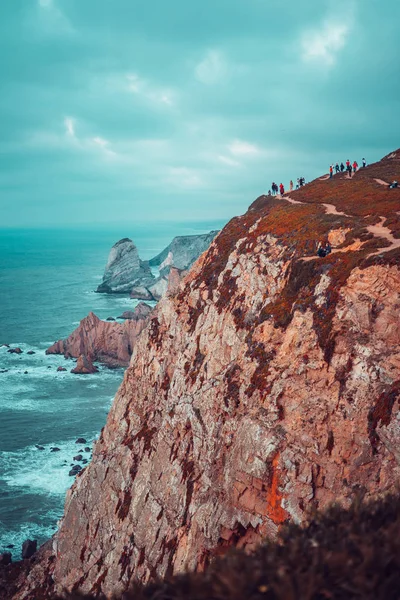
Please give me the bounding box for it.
[96,238,154,294]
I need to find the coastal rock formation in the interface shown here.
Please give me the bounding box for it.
[71,355,99,375]
[96,238,154,294]
[46,310,149,368]
[149,231,219,273]
[118,302,153,321]
[12,151,400,599]
[129,233,217,301]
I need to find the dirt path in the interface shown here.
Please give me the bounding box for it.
[366,217,400,256]
[281,195,305,205]
[374,178,389,187]
[322,203,352,217]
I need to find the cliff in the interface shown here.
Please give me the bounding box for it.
[46,310,149,368]
[96,238,154,294]
[149,231,219,272]
[14,151,400,598]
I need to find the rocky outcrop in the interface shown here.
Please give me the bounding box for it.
[71,355,99,375]
[96,238,154,294]
[118,302,153,321]
[13,150,400,599]
[129,232,218,301]
[46,311,149,368]
[149,231,219,273]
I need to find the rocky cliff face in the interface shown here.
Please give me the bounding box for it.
[149,231,219,273]
[96,238,154,294]
[14,151,400,599]
[46,311,149,368]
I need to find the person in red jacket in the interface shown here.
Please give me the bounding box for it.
[279,183,285,195]
[353,161,358,173]
[329,165,333,178]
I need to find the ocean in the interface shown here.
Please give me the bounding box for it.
[0,221,224,558]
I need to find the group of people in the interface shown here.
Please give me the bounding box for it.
[329,157,367,179]
[269,176,306,196]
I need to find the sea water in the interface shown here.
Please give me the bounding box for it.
[0,222,224,557]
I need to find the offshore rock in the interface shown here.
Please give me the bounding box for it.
[11,150,400,599]
[70,355,98,375]
[96,238,154,294]
[46,311,149,368]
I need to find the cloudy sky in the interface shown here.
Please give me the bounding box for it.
[0,0,399,228]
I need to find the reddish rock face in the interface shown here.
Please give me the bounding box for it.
[12,151,400,599]
[46,311,148,368]
[71,355,99,375]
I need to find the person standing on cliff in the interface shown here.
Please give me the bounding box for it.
[329,165,333,178]
[335,163,340,174]
[346,160,352,178]
[353,160,358,173]
[362,157,367,167]
[289,180,293,191]
[340,162,345,172]
[279,183,285,195]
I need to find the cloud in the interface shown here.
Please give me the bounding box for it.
[64,117,75,138]
[195,50,229,85]
[218,155,241,167]
[126,74,175,107]
[228,139,260,156]
[37,0,75,35]
[301,22,349,65]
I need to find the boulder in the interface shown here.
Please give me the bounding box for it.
[129,285,154,301]
[7,348,23,354]
[21,540,37,560]
[57,366,67,372]
[76,438,87,444]
[50,447,61,452]
[27,351,36,355]
[84,447,91,452]
[73,455,83,462]
[96,238,154,294]
[106,317,115,321]
[71,355,99,375]
[35,445,45,451]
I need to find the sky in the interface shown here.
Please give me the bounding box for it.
[0,0,399,228]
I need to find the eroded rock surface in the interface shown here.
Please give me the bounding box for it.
[12,151,400,599]
[46,311,148,367]
[96,238,154,294]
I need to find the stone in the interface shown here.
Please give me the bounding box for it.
[73,455,83,462]
[57,366,67,372]
[50,447,61,452]
[96,238,154,294]
[35,445,45,451]
[21,540,37,560]
[76,438,86,444]
[106,317,115,321]
[7,348,23,354]
[46,312,147,368]
[84,447,91,452]
[71,355,99,375]
[118,302,153,321]
[27,351,36,355]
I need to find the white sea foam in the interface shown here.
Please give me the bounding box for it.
[0,436,95,496]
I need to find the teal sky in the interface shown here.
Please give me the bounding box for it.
[1,0,399,228]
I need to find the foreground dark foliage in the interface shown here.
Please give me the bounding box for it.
[61,493,400,600]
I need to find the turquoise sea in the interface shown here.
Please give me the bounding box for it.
[0,221,224,557]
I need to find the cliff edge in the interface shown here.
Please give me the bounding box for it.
[13,151,400,599]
